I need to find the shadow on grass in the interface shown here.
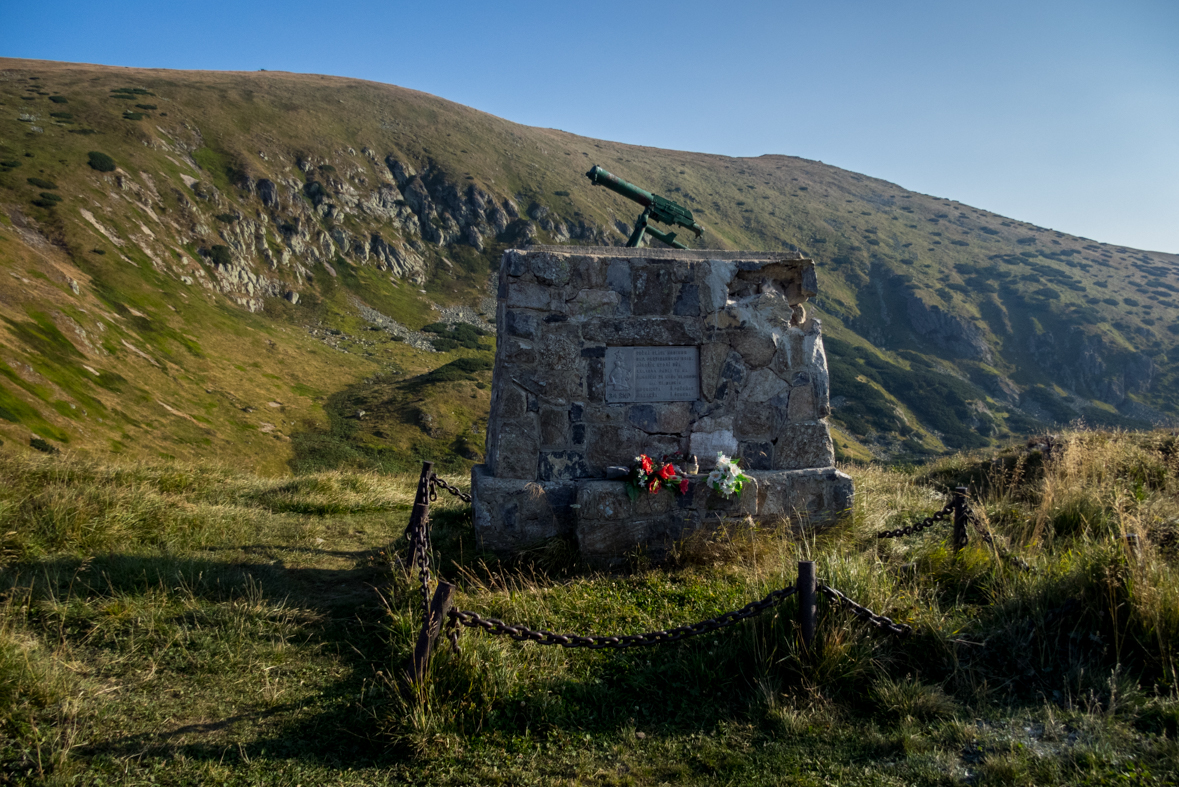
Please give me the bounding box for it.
[2,547,413,770]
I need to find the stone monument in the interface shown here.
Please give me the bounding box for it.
[471,245,853,563]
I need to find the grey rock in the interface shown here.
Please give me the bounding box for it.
[730,330,777,369]
[492,416,540,479]
[631,265,677,315]
[773,422,835,470]
[540,406,570,447]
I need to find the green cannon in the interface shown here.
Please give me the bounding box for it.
[585,165,704,249]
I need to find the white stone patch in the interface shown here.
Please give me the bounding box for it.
[79,209,124,247]
[121,339,159,366]
[689,429,740,468]
[158,400,200,424]
[704,259,736,311]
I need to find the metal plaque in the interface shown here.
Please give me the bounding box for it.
[603,346,699,403]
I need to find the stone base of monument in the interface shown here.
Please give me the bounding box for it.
[472,245,855,564]
[472,465,853,562]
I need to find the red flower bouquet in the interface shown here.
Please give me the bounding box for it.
[625,453,691,502]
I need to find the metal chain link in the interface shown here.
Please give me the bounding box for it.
[402,473,472,630]
[445,585,798,652]
[817,582,913,637]
[876,500,955,539]
[403,473,435,629]
[405,510,432,627]
[429,473,473,504]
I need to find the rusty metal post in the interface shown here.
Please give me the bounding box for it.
[411,581,456,685]
[410,461,434,536]
[405,460,437,686]
[797,561,816,653]
[952,487,969,554]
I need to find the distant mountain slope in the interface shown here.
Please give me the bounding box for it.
[0,58,1176,470]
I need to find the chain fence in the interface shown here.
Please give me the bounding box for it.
[407,467,914,669]
[875,500,955,539]
[446,585,800,651]
[818,583,912,636]
[874,487,1035,572]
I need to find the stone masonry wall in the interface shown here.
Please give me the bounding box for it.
[473,246,853,561]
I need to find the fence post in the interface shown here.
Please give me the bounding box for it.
[952,486,969,554]
[411,581,456,686]
[406,460,437,687]
[410,461,434,535]
[797,560,817,653]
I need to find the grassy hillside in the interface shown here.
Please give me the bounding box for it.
[2,429,1178,784]
[1,58,1177,471]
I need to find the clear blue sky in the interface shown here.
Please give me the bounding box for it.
[6,1,1177,253]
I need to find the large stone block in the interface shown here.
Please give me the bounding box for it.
[741,368,789,404]
[504,281,553,310]
[537,450,590,481]
[505,310,537,339]
[530,251,570,286]
[631,265,678,315]
[472,465,576,551]
[756,468,854,523]
[773,421,836,470]
[689,415,739,468]
[586,423,645,471]
[539,406,570,447]
[787,381,818,421]
[735,399,775,439]
[493,416,540,479]
[699,342,732,402]
[730,329,778,368]
[582,317,701,346]
[568,288,621,318]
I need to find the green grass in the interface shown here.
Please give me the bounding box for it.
[2,429,1179,784]
[2,58,1179,474]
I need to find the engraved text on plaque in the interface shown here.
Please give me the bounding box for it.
[604,346,699,403]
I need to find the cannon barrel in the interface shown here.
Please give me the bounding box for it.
[586,165,653,207]
[585,164,703,248]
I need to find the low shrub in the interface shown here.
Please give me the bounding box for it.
[37,193,62,203]
[49,111,73,120]
[68,128,99,135]
[214,213,238,223]
[423,322,490,352]
[134,103,157,110]
[0,159,21,172]
[87,151,116,172]
[29,437,58,454]
[122,111,145,121]
[207,245,233,266]
[48,95,68,103]
[26,177,56,189]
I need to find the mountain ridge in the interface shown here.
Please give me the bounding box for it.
[1,57,1176,471]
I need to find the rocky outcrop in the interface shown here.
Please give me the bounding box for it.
[902,288,993,362]
[1031,327,1155,405]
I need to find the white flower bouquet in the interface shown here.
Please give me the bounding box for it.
[707,452,749,499]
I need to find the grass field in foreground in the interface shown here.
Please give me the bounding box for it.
[2,429,1179,785]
